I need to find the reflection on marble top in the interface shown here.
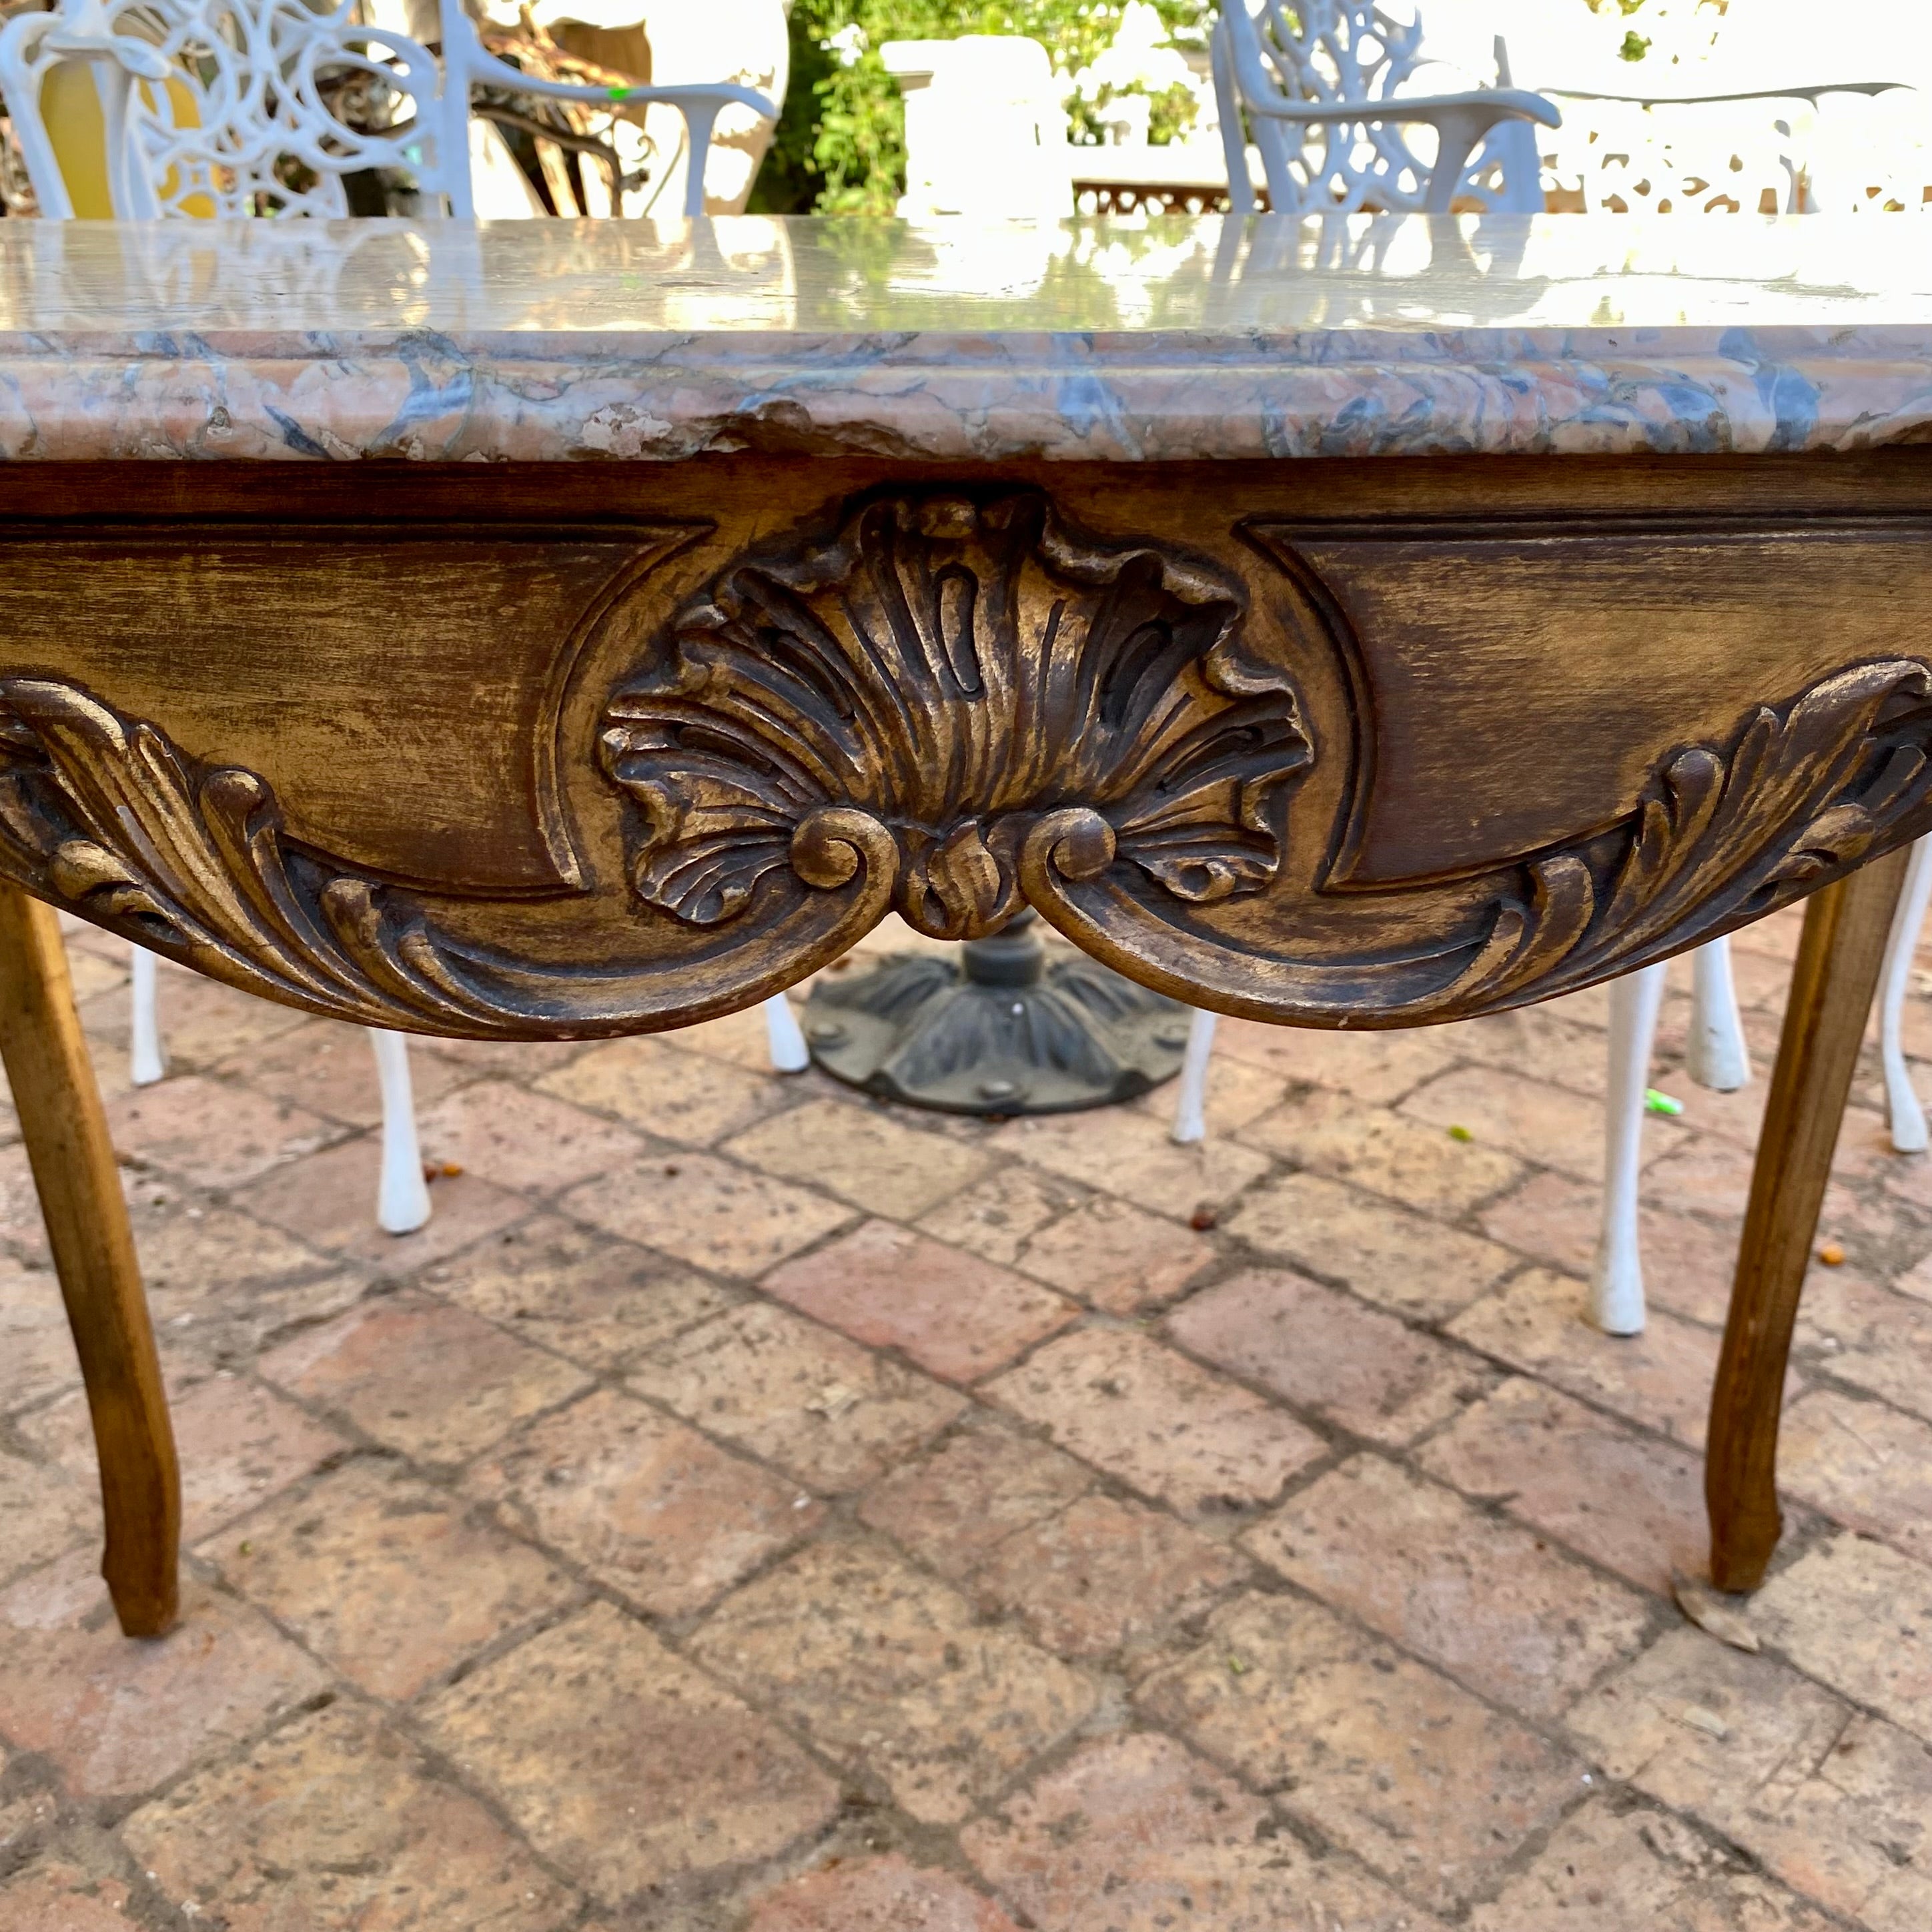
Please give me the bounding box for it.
[3,213,1932,462]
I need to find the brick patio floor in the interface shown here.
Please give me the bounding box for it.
[4,908,1932,1928]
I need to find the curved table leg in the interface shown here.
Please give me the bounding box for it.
[1707,847,1909,1593]
[0,887,178,1636]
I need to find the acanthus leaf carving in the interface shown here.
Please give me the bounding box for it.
[0,676,893,1037]
[598,490,1314,943]
[1029,654,1932,1027]
[1435,658,1932,1016]
[0,509,1926,1044]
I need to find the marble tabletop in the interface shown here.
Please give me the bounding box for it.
[3,213,1931,462]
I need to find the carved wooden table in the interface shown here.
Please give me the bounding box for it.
[5,212,1931,1637]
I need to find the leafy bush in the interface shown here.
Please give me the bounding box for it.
[751,1,1210,214]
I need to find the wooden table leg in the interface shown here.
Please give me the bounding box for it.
[0,887,178,1636]
[1707,847,1910,1592]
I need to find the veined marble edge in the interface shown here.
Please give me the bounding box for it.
[1,335,1931,462]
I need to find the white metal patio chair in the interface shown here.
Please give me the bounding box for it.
[0,0,771,221]
[1169,0,1558,1149]
[1209,0,1558,216]
[129,944,810,1234]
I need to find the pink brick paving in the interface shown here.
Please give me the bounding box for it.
[2,909,1930,1927]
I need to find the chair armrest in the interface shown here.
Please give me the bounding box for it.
[1242,86,1560,134]
[461,55,774,129]
[443,8,775,221]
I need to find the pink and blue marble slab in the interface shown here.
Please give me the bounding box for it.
[2,213,1929,462]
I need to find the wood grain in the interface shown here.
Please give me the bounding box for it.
[0,459,1927,1038]
[1707,843,1911,1593]
[0,887,178,1636]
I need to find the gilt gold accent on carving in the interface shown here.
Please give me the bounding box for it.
[1031,660,1932,1026]
[0,633,1923,1039]
[597,490,1313,943]
[1444,659,1932,1013]
[0,677,893,1037]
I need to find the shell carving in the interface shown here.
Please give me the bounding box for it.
[598,491,1312,942]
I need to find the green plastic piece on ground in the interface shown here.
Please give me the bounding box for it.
[1446,1123,1473,1143]
[1644,1087,1684,1116]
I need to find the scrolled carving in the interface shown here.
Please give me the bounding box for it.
[0,677,891,1037]
[1438,658,1932,1015]
[0,530,1926,1045]
[598,490,1313,943]
[1037,655,1932,1025]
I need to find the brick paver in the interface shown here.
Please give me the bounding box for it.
[747,1854,1019,1932]
[1418,1374,1708,1592]
[1227,1169,1516,1319]
[420,1600,839,1905]
[987,1324,1327,1511]
[1167,1263,1492,1446]
[963,1731,1446,1931]
[689,1538,1097,1824]
[1245,1452,1654,1720]
[763,1219,1074,1382]
[2,921,1931,1925]
[466,1385,818,1616]
[1137,1590,1585,1911]
[123,1699,577,1930]
[205,1458,574,1699]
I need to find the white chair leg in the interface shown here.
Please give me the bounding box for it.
[764,992,810,1073]
[368,1029,431,1235]
[1686,938,1750,1092]
[129,943,166,1087]
[1591,961,1667,1337]
[1879,833,1932,1153]
[1171,1007,1218,1145]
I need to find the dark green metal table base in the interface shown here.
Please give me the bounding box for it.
[801,911,1189,1115]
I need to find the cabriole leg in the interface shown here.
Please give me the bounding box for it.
[0,888,178,1636]
[1708,848,1909,1592]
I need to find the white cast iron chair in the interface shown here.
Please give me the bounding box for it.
[1168,938,1757,1157]
[1210,0,1560,216]
[1478,0,1921,217]
[2,0,773,1232]
[1175,863,1932,1335]
[0,0,773,223]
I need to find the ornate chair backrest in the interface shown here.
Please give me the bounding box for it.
[0,0,772,220]
[1540,85,1923,216]
[1213,0,1551,215]
[1248,0,1424,105]
[0,0,448,218]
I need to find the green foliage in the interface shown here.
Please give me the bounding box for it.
[749,1,1208,215]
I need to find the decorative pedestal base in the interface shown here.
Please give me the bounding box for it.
[801,912,1189,1115]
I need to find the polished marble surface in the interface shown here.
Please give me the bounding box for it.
[3,213,1931,461]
